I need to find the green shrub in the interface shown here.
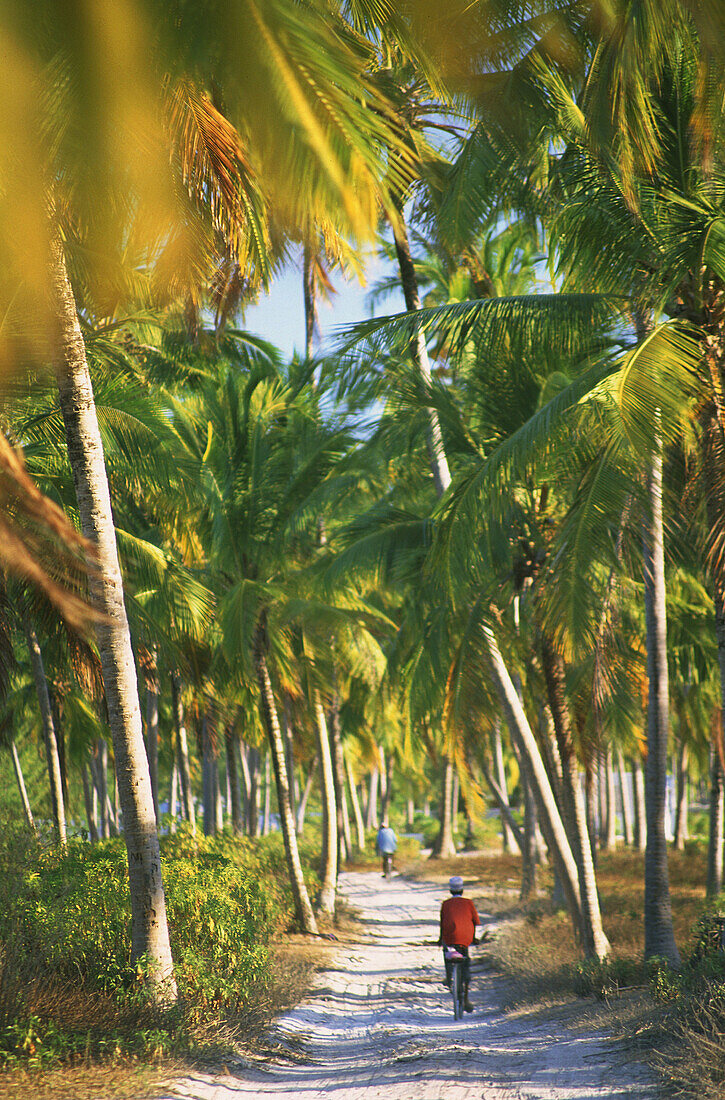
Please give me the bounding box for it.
[574,956,645,999]
[0,828,317,1068]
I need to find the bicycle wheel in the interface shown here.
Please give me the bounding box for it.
[451,963,463,1020]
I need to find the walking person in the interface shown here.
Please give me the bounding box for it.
[376,820,397,877]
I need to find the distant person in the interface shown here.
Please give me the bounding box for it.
[376,821,397,877]
[438,875,480,1013]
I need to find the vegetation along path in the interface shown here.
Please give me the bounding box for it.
[155,872,658,1100]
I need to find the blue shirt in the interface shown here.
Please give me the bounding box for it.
[376,826,397,853]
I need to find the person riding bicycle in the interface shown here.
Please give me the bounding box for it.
[438,875,480,1013]
[376,821,397,876]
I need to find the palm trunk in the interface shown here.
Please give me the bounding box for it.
[51,232,175,998]
[485,625,584,937]
[225,724,244,837]
[540,637,610,958]
[144,648,160,826]
[632,755,647,851]
[345,752,366,851]
[296,754,317,834]
[433,757,457,857]
[169,759,178,834]
[172,673,195,835]
[617,748,634,848]
[480,761,524,853]
[10,740,38,839]
[327,689,351,862]
[365,768,379,830]
[380,749,394,827]
[585,757,598,865]
[91,740,110,839]
[81,761,100,844]
[313,690,338,914]
[303,243,317,361]
[707,745,724,898]
[673,741,689,851]
[22,614,66,849]
[450,770,460,835]
[604,746,617,849]
[642,445,680,966]
[254,628,317,934]
[492,720,515,853]
[262,751,272,835]
[201,715,216,837]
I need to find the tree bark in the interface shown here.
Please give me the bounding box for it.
[22,614,66,849]
[313,690,338,914]
[433,756,457,858]
[169,759,178,834]
[50,232,175,998]
[201,715,216,837]
[492,720,515,853]
[172,673,196,835]
[327,688,351,862]
[144,648,160,826]
[642,445,680,966]
[485,625,584,939]
[604,745,617,849]
[480,761,524,854]
[225,724,244,836]
[540,637,610,958]
[254,630,317,934]
[296,754,317,835]
[345,752,366,851]
[262,750,272,835]
[365,768,379,830]
[10,739,38,839]
[707,746,724,898]
[673,741,689,851]
[617,748,634,848]
[632,755,647,851]
[81,761,100,844]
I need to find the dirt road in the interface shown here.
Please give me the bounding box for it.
[156,871,659,1100]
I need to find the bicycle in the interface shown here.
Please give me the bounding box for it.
[443,944,467,1019]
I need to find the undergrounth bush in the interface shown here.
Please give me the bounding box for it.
[0,826,317,1070]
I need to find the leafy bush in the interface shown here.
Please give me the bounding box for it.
[0,827,317,1068]
[574,956,645,999]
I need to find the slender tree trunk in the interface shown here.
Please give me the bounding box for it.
[433,757,457,858]
[540,637,610,958]
[485,625,584,938]
[380,750,394,826]
[480,762,524,854]
[50,232,175,998]
[604,746,617,849]
[632,756,647,851]
[451,770,460,834]
[169,759,178,834]
[391,208,451,497]
[674,741,689,851]
[81,761,100,845]
[296,754,317,835]
[642,444,680,966]
[585,757,598,866]
[201,715,216,837]
[91,740,110,839]
[225,724,244,837]
[617,748,634,848]
[492,720,515,853]
[22,614,66,849]
[303,243,318,361]
[144,647,160,826]
[707,746,724,898]
[282,701,298,819]
[345,752,366,851]
[254,629,317,933]
[328,689,351,861]
[313,691,338,914]
[239,740,252,828]
[248,746,260,836]
[172,673,195,836]
[365,768,379,830]
[262,751,272,835]
[10,740,38,839]
[407,794,415,828]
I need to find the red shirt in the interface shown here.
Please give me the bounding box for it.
[440,895,480,946]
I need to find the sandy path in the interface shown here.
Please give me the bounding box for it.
[155,871,658,1100]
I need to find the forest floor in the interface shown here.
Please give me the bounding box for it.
[150,869,660,1100]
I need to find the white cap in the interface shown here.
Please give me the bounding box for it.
[449,875,464,893]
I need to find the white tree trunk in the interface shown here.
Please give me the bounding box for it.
[50,231,175,999]
[10,739,38,839]
[22,615,66,849]
[314,691,338,914]
[172,673,196,835]
[345,752,366,851]
[492,720,515,853]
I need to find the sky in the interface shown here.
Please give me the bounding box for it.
[242,246,406,360]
